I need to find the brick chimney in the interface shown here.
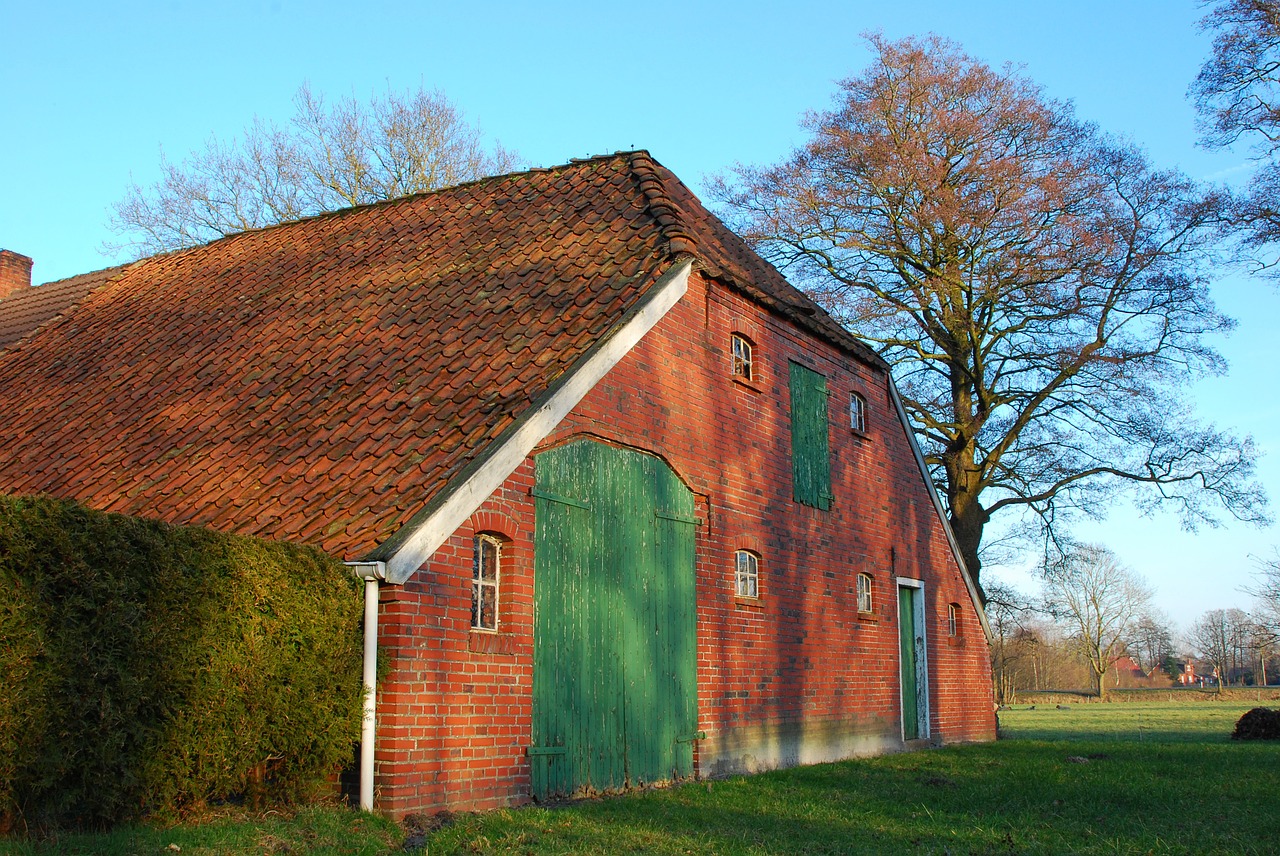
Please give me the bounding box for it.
[0,250,34,299]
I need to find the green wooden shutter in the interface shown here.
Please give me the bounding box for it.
[789,361,832,509]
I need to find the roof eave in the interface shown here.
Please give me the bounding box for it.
[696,264,888,372]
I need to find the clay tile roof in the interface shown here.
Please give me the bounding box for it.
[0,151,882,558]
[0,264,132,350]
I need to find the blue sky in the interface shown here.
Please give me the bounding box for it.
[2,1,1275,632]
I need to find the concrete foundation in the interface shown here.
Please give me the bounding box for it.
[700,717,907,778]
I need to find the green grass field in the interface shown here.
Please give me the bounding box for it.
[4,702,1278,855]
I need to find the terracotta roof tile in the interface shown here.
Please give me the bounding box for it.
[0,151,882,558]
[0,264,131,350]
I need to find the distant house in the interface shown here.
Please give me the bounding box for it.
[0,152,995,817]
[1177,660,1217,688]
[1106,655,1152,688]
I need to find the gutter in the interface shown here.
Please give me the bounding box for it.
[345,560,386,812]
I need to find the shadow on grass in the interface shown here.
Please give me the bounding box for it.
[424,728,1280,855]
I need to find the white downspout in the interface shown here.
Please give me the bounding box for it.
[346,562,385,813]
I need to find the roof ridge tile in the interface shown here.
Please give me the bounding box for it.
[625,151,699,258]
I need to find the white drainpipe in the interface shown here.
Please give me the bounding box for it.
[346,561,385,812]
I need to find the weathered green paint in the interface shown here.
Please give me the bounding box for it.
[899,585,919,740]
[531,440,697,800]
[789,362,832,509]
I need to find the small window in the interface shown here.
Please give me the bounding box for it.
[948,603,959,637]
[857,573,874,613]
[472,535,500,631]
[735,550,759,598]
[850,392,867,433]
[731,334,754,381]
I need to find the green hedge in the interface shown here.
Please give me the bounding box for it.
[0,495,364,830]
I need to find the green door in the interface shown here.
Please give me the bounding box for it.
[530,440,697,799]
[898,584,926,740]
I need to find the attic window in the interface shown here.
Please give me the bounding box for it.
[948,603,959,637]
[731,334,754,381]
[735,550,759,599]
[850,392,867,434]
[472,534,501,631]
[857,573,874,613]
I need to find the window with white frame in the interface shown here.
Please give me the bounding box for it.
[472,534,500,631]
[731,333,754,381]
[850,391,867,433]
[857,572,874,613]
[948,603,959,637]
[735,550,759,598]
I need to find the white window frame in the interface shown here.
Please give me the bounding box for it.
[731,333,754,381]
[735,549,759,598]
[857,572,874,613]
[850,391,867,433]
[948,603,959,637]
[472,534,501,631]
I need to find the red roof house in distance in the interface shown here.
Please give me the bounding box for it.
[0,153,995,816]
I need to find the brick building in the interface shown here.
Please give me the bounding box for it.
[0,153,995,817]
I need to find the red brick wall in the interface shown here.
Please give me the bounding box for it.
[372,270,995,815]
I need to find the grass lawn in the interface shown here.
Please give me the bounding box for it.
[4,701,1277,855]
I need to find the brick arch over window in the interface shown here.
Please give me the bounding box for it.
[727,532,767,556]
[469,510,518,540]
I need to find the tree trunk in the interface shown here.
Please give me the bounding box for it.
[942,358,989,598]
[949,501,986,597]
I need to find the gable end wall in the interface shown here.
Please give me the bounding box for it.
[372,270,995,816]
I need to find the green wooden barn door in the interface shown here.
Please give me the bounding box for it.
[531,440,696,800]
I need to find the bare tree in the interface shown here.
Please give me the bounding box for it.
[1003,619,1093,694]
[1247,550,1280,629]
[108,83,521,257]
[1242,618,1275,685]
[985,581,1037,703]
[715,33,1269,590]
[1239,551,1280,685]
[1188,607,1256,687]
[1129,611,1177,677]
[1192,0,1280,272]
[1042,544,1153,698]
